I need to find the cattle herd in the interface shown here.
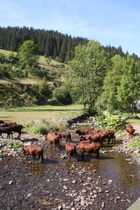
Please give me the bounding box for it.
[0,119,136,163]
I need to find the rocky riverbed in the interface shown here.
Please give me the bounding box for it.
[0,120,140,210]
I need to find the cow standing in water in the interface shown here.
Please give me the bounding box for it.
[76,142,101,161]
[65,142,77,160]
[45,133,60,148]
[54,131,71,141]
[22,145,44,163]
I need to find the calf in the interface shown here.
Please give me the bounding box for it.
[45,133,60,148]
[125,125,135,139]
[54,131,71,141]
[65,142,77,160]
[76,142,101,160]
[22,145,44,163]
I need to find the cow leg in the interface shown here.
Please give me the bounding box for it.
[81,153,84,161]
[17,131,21,139]
[26,154,28,160]
[96,151,100,159]
[0,134,4,139]
[32,154,35,161]
[40,155,44,163]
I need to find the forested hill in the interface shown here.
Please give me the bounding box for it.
[0,26,139,63]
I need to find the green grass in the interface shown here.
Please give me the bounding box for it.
[128,137,140,151]
[0,104,83,125]
[0,49,17,56]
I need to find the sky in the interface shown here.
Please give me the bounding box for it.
[0,0,140,56]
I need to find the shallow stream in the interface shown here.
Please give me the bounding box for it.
[0,119,140,209]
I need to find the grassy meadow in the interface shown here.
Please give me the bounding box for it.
[0,104,84,125]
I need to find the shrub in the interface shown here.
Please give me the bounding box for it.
[96,111,127,130]
[53,86,72,105]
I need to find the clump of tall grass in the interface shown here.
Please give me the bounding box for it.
[41,118,68,132]
[127,137,140,151]
[30,126,48,135]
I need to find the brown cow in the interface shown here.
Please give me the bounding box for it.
[0,122,23,139]
[80,133,102,144]
[65,142,77,160]
[0,120,16,125]
[76,142,101,160]
[125,125,135,139]
[0,126,13,139]
[45,133,60,148]
[75,128,94,135]
[10,124,23,139]
[54,131,71,141]
[22,145,44,163]
[108,130,116,144]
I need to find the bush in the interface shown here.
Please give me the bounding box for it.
[53,86,72,105]
[96,111,127,130]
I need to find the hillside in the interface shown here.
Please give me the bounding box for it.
[0,49,68,107]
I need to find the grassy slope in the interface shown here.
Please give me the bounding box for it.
[0,49,67,85]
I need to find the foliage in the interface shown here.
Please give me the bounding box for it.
[99,54,140,115]
[96,111,127,130]
[53,85,72,105]
[0,53,5,63]
[18,40,39,69]
[69,40,111,109]
[11,141,22,149]
[127,137,140,151]
[0,26,88,63]
[97,55,124,112]
[117,55,140,113]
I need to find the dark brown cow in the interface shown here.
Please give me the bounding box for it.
[10,124,23,139]
[22,145,44,163]
[75,128,94,135]
[0,126,13,139]
[45,133,60,148]
[76,142,101,160]
[125,125,135,139]
[0,122,23,139]
[108,130,116,144]
[65,142,77,160]
[54,131,71,141]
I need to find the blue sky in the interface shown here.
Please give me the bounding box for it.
[0,0,140,56]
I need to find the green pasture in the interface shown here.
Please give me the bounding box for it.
[0,104,84,125]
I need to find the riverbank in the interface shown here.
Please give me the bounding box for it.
[113,124,140,166]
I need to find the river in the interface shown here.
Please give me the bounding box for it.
[0,118,140,210]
